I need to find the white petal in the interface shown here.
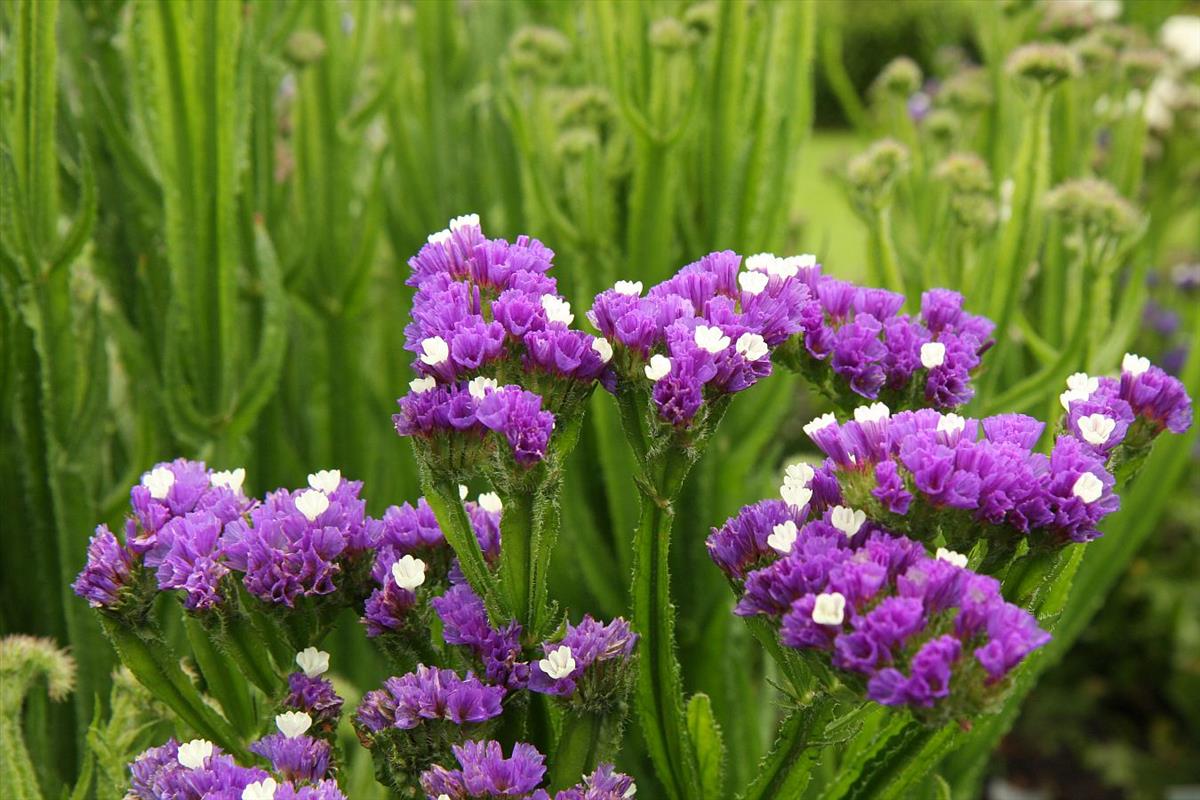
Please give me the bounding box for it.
[920,341,946,369]
[294,489,329,522]
[935,547,968,568]
[242,778,278,800]
[410,376,436,394]
[592,337,614,363]
[1122,352,1150,376]
[735,333,769,361]
[781,483,813,510]
[541,295,575,325]
[449,213,480,231]
[811,592,846,626]
[539,645,576,679]
[936,413,966,436]
[853,403,890,423]
[803,413,837,438]
[738,270,769,296]
[767,520,799,553]
[307,469,342,494]
[427,229,451,246]
[614,280,643,296]
[478,492,503,514]
[1077,414,1116,446]
[644,354,672,381]
[177,739,214,769]
[468,376,499,399]
[295,647,330,678]
[420,336,450,366]
[275,711,313,739]
[1072,472,1104,504]
[143,466,176,500]
[392,555,427,591]
[830,506,866,537]
[210,467,246,494]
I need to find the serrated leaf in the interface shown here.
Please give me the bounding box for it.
[686,693,725,800]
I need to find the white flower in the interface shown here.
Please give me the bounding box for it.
[811,592,846,626]
[920,341,946,369]
[936,547,968,568]
[937,413,966,436]
[307,469,341,494]
[694,325,731,354]
[177,739,214,769]
[210,468,246,494]
[803,413,837,438]
[614,280,643,296]
[738,270,770,295]
[427,229,452,246]
[410,376,436,394]
[539,645,576,679]
[275,711,313,739]
[1066,372,1099,393]
[1093,0,1122,22]
[744,252,777,272]
[1077,414,1116,446]
[242,778,278,800]
[773,255,810,278]
[1072,472,1103,504]
[1161,15,1200,68]
[1122,352,1150,377]
[478,492,503,514]
[420,336,450,366]
[295,647,330,678]
[784,462,815,488]
[853,402,891,424]
[449,213,479,231]
[830,506,866,537]
[294,489,329,522]
[781,484,813,510]
[735,332,769,362]
[468,376,499,399]
[392,555,427,591]
[459,484,469,500]
[142,466,175,500]
[592,338,614,363]
[541,295,574,325]
[623,782,637,798]
[644,354,672,381]
[767,520,798,553]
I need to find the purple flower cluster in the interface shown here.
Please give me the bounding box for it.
[528,616,638,699]
[127,459,252,554]
[722,519,1049,711]
[804,404,1121,546]
[286,672,343,728]
[553,764,638,800]
[250,732,333,783]
[396,215,613,468]
[355,665,506,734]
[127,738,346,800]
[431,576,528,689]
[589,250,819,426]
[419,740,636,800]
[798,284,993,408]
[72,526,135,609]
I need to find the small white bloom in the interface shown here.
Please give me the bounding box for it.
[1122,352,1150,377]
[478,492,503,514]
[781,484,813,510]
[410,376,436,394]
[830,506,866,537]
[420,336,450,366]
[772,255,807,278]
[623,782,637,798]
[592,337,614,363]
[853,402,891,424]
[1161,14,1200,68]
[459,484,469,500]
[449,213,480,231]
[210,467,246,494]
[427,229,452,246]
[143,466,175,500]
[644,354,672,381]
[541,295,574,325]
[614,280,644,296]
[539,645,576,679]
[735,333,769,362]
[242,778,278,800]
[307,469,341,494]
[803,413,837,438]
[1060,389,1089,412]
[294,489,329,522]
[1077,414,1117,446]
[438,795,451,800]
[738,270,770,295]
[1065,372,1099,394]
[392,555,427,591]
[767,520,799,553]
[937,413,966,436]
[811,592,846,626]
[1072,472,1104,504]
[744,253,777,272]
[468,376,499,399]
[295,647,330,678]
[177,739,214,769]
[920,341,946,369]
[694,325,731,354]
[275,711,313,739]
[784,462,816,488]
[936,547,968,568]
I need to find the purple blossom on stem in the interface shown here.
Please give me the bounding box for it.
[127,459,251,555]
[553,764,637,800]
[420,740,547,799]
[357,665,506,732]
[72,526,134,609]
[432,579,528,689]
[249,733,332,783]
[528,616,638,697]
[286,673,343,727]
[152,512,229,610]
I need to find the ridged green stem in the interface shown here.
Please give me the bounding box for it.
[549,710,607,791]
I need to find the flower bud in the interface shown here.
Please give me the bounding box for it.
[649,17,694,53]
[1006,42,1081,87]
[846,139,910,198]
[874,56,923,98]
[1043,178,1140,238]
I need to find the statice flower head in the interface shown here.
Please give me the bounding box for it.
[127,738,271,800]
[72,525,135,610]
[432,577,528,689]
[725,521,1050,719]
[151,511,229,610]
[1118,353,1193,436]
[250,713,332,783]
[420,739,547,799]
[554,764,637,800]
[356,665,506,734]
[706,497,811,580]
[529,616,637,707]
[127,460,252,554]
[286,669,343,730]
[590,250,820,428]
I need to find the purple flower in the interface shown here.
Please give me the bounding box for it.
[420,740,547,799]
[366,665,506,730]
[152,512,229,610]
[363,581,419,637]
[475,386,557,467]
[554,764,637,800]
[286,673,343,727]
[249,732,331,783]
[274,781,348,800]
[73,526,134,609]
[706,499,804,580]
[1119,357,1193,434]
[432,579,528,689]
[127,739,270,800]
[127,460,251,555]
[528,616,637,697]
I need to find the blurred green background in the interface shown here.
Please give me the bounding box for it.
[2,0,1198,797]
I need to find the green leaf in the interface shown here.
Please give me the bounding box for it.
[184,615,255,736]
[48,134,97,275]
[686,693,725,800]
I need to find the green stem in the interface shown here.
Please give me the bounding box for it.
[423,477,508,625]
[549,710,606,791]
[499,487,535,631]
[869,205,905,296]
[0,715,43,800]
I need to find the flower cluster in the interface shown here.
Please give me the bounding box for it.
[715,515,1049,716]
[395,215,612,469]
[789,284,994,409]
[127,736,344,800]
[431,574,529,690]
[420,740,636,800]
[355,665,506,733]
[588,250,819,426]
[285,647,343,730]
[528,616,638,706]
